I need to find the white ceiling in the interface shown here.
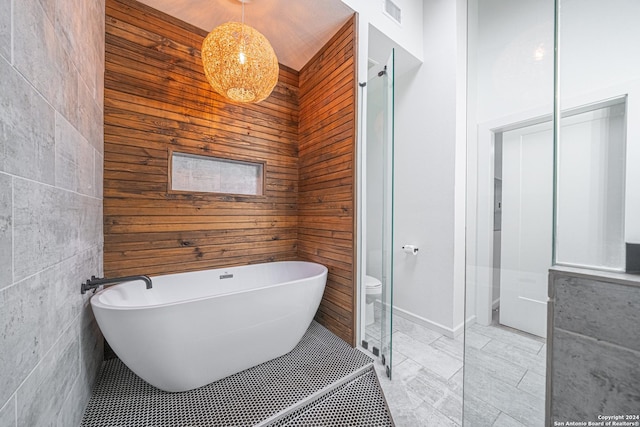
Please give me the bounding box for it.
[137,0,356,71]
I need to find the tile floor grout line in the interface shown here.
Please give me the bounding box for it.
[369,312,546,426]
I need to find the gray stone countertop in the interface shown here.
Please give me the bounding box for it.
[550,265,640,288]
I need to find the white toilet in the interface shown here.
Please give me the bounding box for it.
[364,275,382,326]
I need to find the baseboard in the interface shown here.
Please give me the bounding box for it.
[392,306,458,339]
[465,314,477,326]
[372,302,467,339]
[451,314,477,338]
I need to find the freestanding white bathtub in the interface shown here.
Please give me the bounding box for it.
[90,261,327,392]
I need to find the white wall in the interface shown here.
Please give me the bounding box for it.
[558,0,640,102]
[475,0,554,122]
[557,0,640,244]
[392,0,467,336]
[341,0,424,69]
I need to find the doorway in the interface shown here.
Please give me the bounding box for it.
[494,119,553,338]
[488,98,627,338]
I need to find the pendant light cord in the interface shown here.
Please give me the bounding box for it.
[240,0,247,84]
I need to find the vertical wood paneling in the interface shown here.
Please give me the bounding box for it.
[104,0,299,277]
[104,0,358,346]
[298,16,358,346]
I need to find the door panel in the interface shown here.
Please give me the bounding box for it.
[500,122,553,338]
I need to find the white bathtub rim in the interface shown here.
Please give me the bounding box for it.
[91,261,328,311]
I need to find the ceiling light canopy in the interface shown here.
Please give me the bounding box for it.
[201,2,279,103]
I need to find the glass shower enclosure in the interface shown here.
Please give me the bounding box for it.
[361,49,394,379]
[464,0,637,424]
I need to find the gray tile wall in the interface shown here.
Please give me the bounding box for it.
[0,0,105,424]
[548,269,640,423]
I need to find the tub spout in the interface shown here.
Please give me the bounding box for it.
[81,275,152,294]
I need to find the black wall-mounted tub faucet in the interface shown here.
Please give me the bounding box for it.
[81,275,153,294]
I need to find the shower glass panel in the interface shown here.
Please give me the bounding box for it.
[362,49,394,379]
[380,49,394,379]
[463,0,554,425]
[465,0,637,424]
[547,4,637,422]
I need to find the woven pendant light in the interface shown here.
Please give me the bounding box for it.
[201,3,279,103]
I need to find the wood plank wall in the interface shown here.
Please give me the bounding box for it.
[298,17,358,345]
[104,0,300,277]
[104,0,358,345]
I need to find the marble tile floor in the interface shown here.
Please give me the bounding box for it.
[366,312,547,426]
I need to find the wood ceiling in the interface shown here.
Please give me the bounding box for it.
[136,0,355,71]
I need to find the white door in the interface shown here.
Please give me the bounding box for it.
[500,121,553,338]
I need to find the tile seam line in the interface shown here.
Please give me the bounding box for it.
[469,327,544,351]
[11,171,102,201]
[4,245,100,293]
[4,311,82,419]
[256,362,374,427]
[0,395,16,421]
[555,327,640,355]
